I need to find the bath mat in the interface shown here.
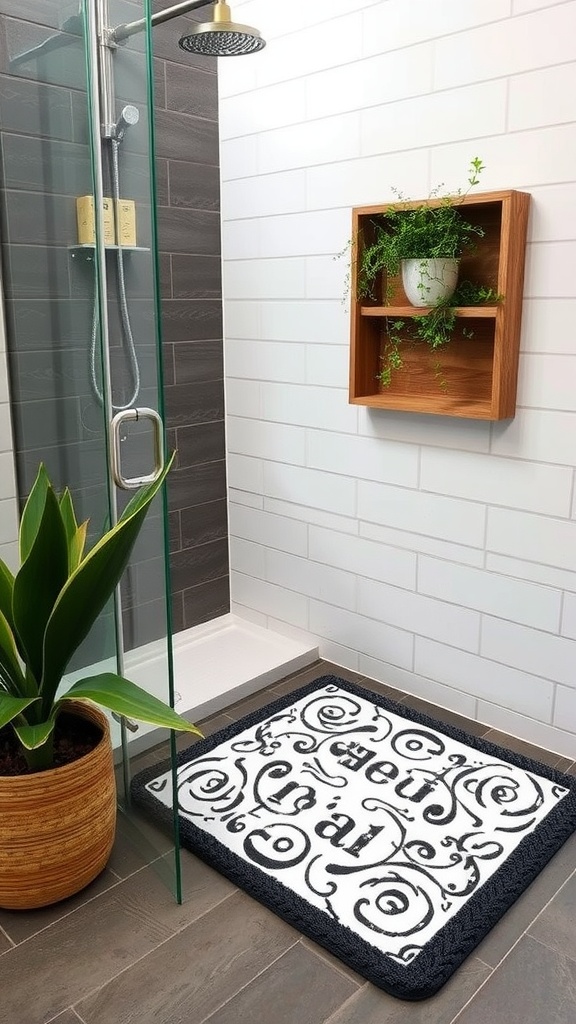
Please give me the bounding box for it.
[131,675,576,1000]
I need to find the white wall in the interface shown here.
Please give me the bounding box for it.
[0,264,18,571]
[219,0,576,757]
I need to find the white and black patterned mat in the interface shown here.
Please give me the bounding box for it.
[132,676,576,999]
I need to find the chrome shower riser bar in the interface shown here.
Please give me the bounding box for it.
[99,0,210,137]
[111,0,209,45]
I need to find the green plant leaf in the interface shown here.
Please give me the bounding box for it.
[61,674,202,736]
[59,487,77,542]
[0,691,39,730]
[59,489,88,572]
[0,609,27,696]
[0,558,15,630]
[40,455,175,715]
[18,463,50,563]
[118,453,175,523]
[71,521,88,572]
[12,486,69,686]
[13,717,55,750]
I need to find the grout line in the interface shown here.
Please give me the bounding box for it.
[474,956,493,970]
[449,864,576,1023]
[64,888,240,1014]
[45,1009,86,1024]
[197,938,302,1024]
[447,968,494,1024]
[1,855,170,951]
[520,866,576,946]
[528,930,575,962]
[0,924,16,950]
[322,983,370,1024]
[298,935,364,987]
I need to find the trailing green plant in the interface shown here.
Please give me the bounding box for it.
[0,456,202,773]
[358,158,486,300]
[378,282,503,388]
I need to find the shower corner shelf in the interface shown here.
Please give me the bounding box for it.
[69,244,151,260]
[348,189,530,421]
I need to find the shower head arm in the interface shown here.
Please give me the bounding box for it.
[111,0,212,45]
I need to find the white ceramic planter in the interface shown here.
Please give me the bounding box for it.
[401,258,459,306]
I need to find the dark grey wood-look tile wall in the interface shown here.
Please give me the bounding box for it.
[0,3,229,656]
[153,25,230,636]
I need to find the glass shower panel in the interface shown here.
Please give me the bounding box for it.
[0,0,182,899]
[84,0,182,899]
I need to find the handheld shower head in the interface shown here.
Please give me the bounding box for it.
[114,104,140,142]
[179,1,265,57]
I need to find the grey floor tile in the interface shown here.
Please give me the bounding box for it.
[299,936,366,986]
[75,890,299,1024]
[475,830,576,968]
[528,868,576,963]
[398,694,490,737]
[201,941,359,1024]
[223,686,284,720]
[0,868,119,945]
[323,956,491,1023]
[454,935,576,1024]
[0,926,13,953]
[556,757,573,774]
[47,1012,84,1024]
[106,806,174,879]
[192,712,235,740]
[270,661,363,695]
[0,855,235,1024]
[355,676,408,702]
[482,729,564,769]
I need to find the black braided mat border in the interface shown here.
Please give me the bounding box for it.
[131,675,576,1000]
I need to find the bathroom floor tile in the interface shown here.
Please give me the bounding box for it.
[453,936,576,1024]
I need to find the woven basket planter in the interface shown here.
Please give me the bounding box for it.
[0,701,117,910]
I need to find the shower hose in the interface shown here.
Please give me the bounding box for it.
[89,137,141,410]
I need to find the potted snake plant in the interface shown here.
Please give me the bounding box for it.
[0,455,202,910]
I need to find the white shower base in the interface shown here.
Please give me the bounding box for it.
[121,613,318,756]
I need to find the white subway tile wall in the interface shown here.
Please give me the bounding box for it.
[220,2,576,754]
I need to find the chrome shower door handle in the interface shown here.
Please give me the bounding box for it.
[110,407,165,490]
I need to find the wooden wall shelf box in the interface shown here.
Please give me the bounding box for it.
[348,189,530,420]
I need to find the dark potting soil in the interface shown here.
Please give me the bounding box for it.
[0,712,102,776]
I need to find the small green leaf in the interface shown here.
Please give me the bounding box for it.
[59,490,88,572]
[62,674,202,736]
[19,464,50,563]
[0,609,27,695]
[70,521,88,572]
[0,691,39,730]
[0,558,15,631]
[59,487,78,542]
[13,717,55,750]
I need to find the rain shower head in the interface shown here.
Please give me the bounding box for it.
[178,1,266,56]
